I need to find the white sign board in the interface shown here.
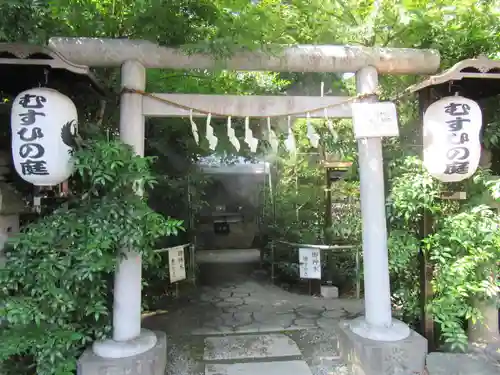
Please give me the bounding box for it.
[299,247,321,280]
[352,102,399,139]
[168,246,186,283]
[423,96,482,182]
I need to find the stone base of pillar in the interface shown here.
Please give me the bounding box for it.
[92,329,158,359]
[78,331,167,375]
[349,316,411,341]
[337,319,427,375]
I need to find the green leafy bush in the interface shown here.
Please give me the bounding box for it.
[387,229,422,323]
[263,119,361,290]
[425,205,500,350]
[387,156,500,350]
[0,138,183,375]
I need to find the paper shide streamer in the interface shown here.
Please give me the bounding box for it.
[194,113,330,153]
[284,116,296,154]
[189,109,199,145]
[181,80,351,153]
[267,117,279,153]
[205,113,218,150]
[306,112,320,148]
[244,116,259,153]
[227,116,240,151]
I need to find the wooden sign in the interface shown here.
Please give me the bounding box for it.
[299,248,322,280]
[352,102,399,138]
[168,246,187,283]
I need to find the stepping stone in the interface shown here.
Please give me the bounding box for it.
[222,312,253,327]
[205,361,313,375]
[253,312,295,327]
[233,324,287,334]
[293,318,318,328]
[225,305,262,313]
[322,309,345,319]
[203,334,301,361]
[317,317,341,329]
[296,306,322,318]
[191,326,235,335]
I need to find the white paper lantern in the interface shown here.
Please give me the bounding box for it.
[11,88,78,186]
[423,95,482,182]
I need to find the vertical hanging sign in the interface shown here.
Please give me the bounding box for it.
[423,95,482,182]
[11,88,78,186]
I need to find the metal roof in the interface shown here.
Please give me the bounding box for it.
[0,43,106,97]
[405,56,500,100]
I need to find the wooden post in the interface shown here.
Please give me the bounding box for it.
[418,87,436,352]
[324,169,332,241]
[319,152,332,297]
[270,163,277,285]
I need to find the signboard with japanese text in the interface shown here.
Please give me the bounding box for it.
[423,96,482,182]
[168,246,187,283]
[352,102,399,138]
[299,247,321,280]
[11,88,78,186]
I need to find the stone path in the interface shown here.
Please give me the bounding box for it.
[143,278,364,375]
[427,352,500,375]
[204,333,309,375]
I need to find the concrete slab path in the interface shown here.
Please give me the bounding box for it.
[143,277,364,375]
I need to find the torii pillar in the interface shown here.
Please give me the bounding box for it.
[48,37,440,375]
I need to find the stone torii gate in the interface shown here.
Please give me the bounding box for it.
[48,38,440,375]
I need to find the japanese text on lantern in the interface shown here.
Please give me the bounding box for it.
[16,93,48,177]
[443,101,471,177]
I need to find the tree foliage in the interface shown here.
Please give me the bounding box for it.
[0,136,183,375]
